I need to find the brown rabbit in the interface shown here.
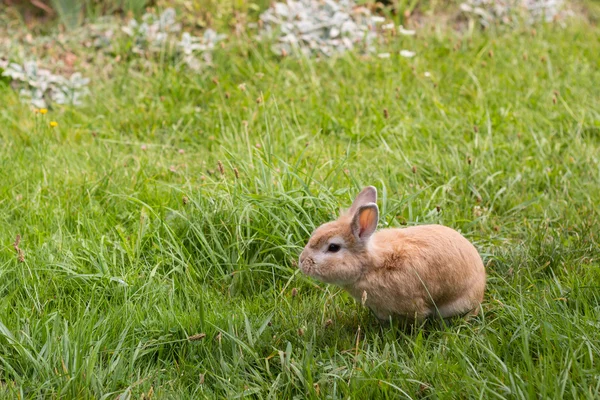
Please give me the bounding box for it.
[298,186,486,322]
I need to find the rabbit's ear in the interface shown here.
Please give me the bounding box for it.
[348,186,377,215]
[351,203,379,241]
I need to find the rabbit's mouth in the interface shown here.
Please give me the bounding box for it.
[299,257,317,276]
[300,261,331,284]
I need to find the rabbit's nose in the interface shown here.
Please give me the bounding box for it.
[298,252,306,267]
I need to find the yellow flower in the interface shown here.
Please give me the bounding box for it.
[40,108,48,115]
[49,121,58,128]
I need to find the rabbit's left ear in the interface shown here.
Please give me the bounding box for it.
[351,203,379,241]
[347,186,377,215]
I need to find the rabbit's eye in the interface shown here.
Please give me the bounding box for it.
[327,243,341,253]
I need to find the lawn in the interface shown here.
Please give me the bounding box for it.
[1,2,599,398]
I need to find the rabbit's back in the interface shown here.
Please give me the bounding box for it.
[346,225,485,321]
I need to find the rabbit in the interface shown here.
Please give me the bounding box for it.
[298,186,486,322]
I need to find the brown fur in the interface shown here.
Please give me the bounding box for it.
[299,187,486,322]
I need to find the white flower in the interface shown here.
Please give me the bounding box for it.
[398,25,416,35]
[400,50,416,58]
[460,3,473,12]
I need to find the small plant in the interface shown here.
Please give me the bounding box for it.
[1,61,89,108]
[460,0,570,26]
[50,0,83,30]
[122,8,182,53]
[258,0,387,57]
[122,8,226,70]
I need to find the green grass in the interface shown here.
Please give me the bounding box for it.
[1,11,600,399]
